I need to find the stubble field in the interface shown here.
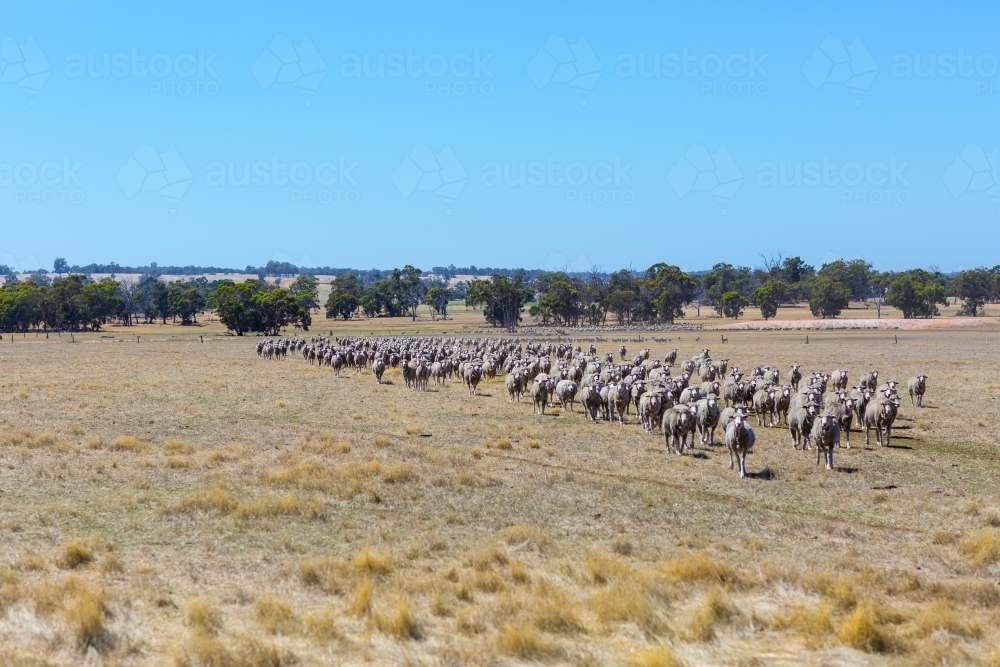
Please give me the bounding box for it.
[1,323,999,666]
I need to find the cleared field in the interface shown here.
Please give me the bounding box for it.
[1,322,999,666]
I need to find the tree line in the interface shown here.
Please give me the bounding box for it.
[2,257,997,335]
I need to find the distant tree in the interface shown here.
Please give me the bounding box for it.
[325,274,363,320]
[465,271,534,331]
[167,280,205,325]
[886,270,947,319]
[753,280,786,320]
[424,286,453,320]
[288,274,320,312]
[719,291,747,319]
[952,268,993,316]
[809,277,851,318]
[149,281,170,324]
[53,258,68,275]
[644,263,698,323]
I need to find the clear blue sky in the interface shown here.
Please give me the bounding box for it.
[1,1,998,273]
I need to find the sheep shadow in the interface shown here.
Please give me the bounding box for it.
[690,452,709,460]
[885,443,913,450]
[836,466,859,473]
[746,467,776,480]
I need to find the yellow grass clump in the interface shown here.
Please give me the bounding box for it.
[959,530,1000,566]
[58,540,94,569]
[353,548,391,575]
[837,601,888,653]
[111,435,150,452]
[169,486,238,515]
[164,438,196,454]
[631,647,683,667]
[496,621,557,659]
[375,597,422,639]
[256,594,299,634]
[351,577,373,618]
[661,552,736,584]
[186,597,223,635]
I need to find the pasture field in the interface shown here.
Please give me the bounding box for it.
[1,321,1000,666]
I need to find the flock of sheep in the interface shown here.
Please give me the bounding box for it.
[255,337,928,479]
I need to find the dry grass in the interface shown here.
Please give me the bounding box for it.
[959,530,1000,566]
[58,540,94,569]
[3,324,1000,664]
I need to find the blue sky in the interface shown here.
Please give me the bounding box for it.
[1,1,998,273]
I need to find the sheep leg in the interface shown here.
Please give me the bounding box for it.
[739,450,747,478]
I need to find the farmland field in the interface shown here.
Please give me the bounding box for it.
[1,316,1000,666]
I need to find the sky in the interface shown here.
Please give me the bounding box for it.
[1,1,998,274]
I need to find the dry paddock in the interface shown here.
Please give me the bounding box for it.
[0,326,999,667]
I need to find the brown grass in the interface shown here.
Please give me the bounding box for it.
[58,540,94,569]
[186,597,223,635]
[3,323,1000,664]
[959,530,1000,566]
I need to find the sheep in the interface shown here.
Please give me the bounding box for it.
[700,380,721,399]
[372,358,386,384]
[865,396,900,447]
[827,397,855,447]
[463,364,482,395]
[824,390,847,411]
[719,405,748,432]
[752,388,777,427]
[555,379,579,412]
[581,383,603,422]
[725,410,756,478]
[722,379,744,408]
[788,403,819,449]
[698,362,717,382]
[860,370,879,391]
[810,413,840,470]
[850,385,873,428]
[789,364,802,391]
[764,367,779,385]
[663,404,698,455]
[638,391,663,433]
[774,385,792,426]
[402,360,417,388]
[907,374,927,407]
[608,383,630,424]
[717,358,729,378]
[695,394,721,445]
[531,378,551,414]
[678,385,702,405]
[831,370,849,391]
[506,370,526,401]
[620,345,627,360]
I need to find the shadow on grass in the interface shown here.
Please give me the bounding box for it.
[746,467,776,480]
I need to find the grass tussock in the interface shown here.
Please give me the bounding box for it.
[255,595,299,634]
[914,599,981,638]
[530,581,583,634]
[383,462,413,484]
[959,530,1000,566]
[631,647,682,667]
[169,486,238,515]
[681,586,731,641]
[590,579,657,630]
[767,602,834,645]
[586,549,632,584]
[304,605,342,640]
[164,438,196,454]
[837,600,889,653]
[353,548,391,575]
[661,552,737,585]
[61,578,113,651]
[297,557,346,594]
[503,524,549,552]
[235,493,325,521]
[496,621,558,659]
[111,435,150,452]
[375,597,422,640]
[58,540,94,569]
[351,577,373,618]
[186,597,223,635]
